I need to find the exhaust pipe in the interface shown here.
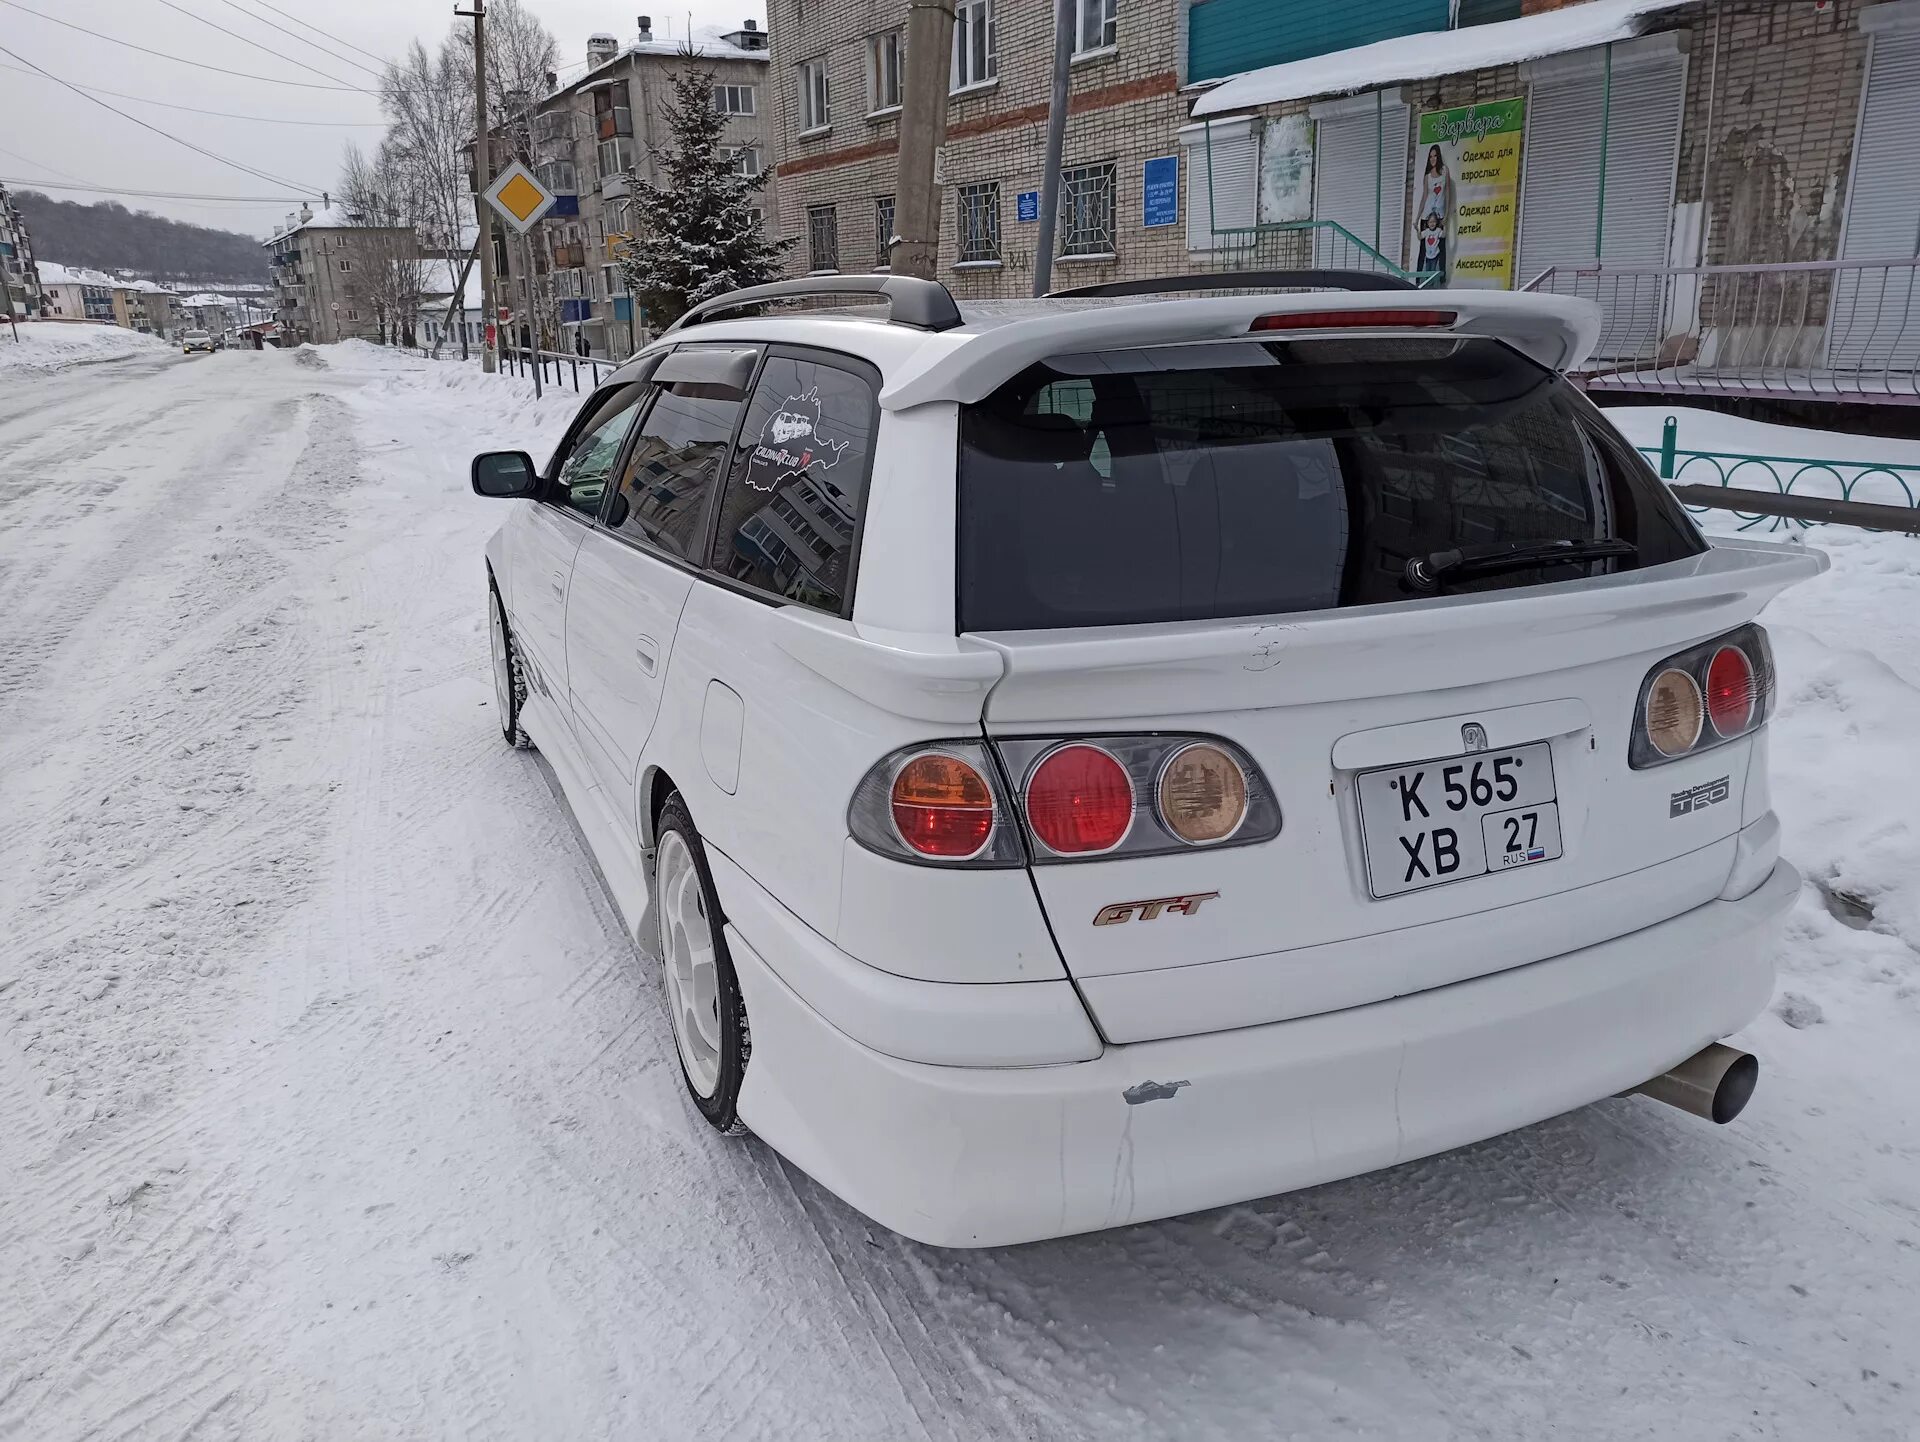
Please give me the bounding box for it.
[1634,1042,1759,1124]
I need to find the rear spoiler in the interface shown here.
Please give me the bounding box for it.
[878,290,1601,411]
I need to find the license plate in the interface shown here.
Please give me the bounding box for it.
[1355,742,1562,899]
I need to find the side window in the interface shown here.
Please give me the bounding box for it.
[709,354,878,614]
[549,383,647,517]
[608,379,744,559]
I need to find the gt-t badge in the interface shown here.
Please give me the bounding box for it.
[1093,892,1220,926]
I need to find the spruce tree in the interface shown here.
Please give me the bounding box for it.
[613,58,793,328]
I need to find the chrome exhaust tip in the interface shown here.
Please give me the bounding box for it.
[1634,1042,1759,1125]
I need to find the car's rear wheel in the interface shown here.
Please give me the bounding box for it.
[488,582,533,750]
[653,795,749,1134]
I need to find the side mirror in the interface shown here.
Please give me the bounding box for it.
[605,491,630,529]
[471,450,539,499]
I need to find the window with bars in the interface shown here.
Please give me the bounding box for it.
[807,204,840,272]
[712,84,757,115]
[798,59,831,131]
[1059,162,1117,257]
[957,181,1001,263]
[1074,0,1117,53]
[874,195,895,269]
[951,0,996,90]
[866,32,903,112]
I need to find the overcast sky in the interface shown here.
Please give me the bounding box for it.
[0,0,764,240]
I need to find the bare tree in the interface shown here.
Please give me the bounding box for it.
[338,142,431,348]
[449,0,559,164]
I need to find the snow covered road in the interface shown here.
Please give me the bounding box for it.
[2,345,1915,1440]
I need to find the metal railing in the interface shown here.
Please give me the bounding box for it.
[499,344,619,396]
[1525,258,1920,405]
[1634,414,1920,533]
[1203,221,1433,287]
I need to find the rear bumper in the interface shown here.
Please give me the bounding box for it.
[731,859,1798,1248]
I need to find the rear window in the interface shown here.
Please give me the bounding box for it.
[957,337,1705,632]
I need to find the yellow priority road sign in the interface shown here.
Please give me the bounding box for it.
[483,160,558,234]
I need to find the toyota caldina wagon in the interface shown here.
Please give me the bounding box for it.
[471,274,1821,1247]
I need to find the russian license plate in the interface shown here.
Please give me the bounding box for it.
[1356,742,1563,899]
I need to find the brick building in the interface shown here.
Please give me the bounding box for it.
[767,1,1920,399]
[263,201,419,345]
[492,17,776,358]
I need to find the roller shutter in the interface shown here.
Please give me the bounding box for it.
[1518,43,1685,359]
[1310,94,1410,271]
[1179,118,1258,252]
[1831,27,1920,374]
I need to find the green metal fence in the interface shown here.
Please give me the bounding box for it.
[1636,415,1920,532]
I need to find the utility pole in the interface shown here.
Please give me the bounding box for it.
[457,0,497,372]
[1031,0,1075,297]
[893,0,958,280]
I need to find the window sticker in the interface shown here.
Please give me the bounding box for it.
[746,387,851,492]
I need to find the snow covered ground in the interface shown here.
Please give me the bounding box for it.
[1,344,1916,1440]
[0,322,173,375]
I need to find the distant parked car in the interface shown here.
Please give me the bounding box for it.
[212,332,229,351]
[471,271,1824,1248]
[182,330,213,355]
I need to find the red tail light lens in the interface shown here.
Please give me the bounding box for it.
[1629,625,1774,768]
[890,753,996,858]
[1250,308,1457,333]
[1026,745,1134,854]
[1705,645,1756,737]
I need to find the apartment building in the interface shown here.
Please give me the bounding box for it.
[494,16,775,358]
[262,200,419,345]
[1,182,44,318]
[110,277,178,337]
[36,261,119,323]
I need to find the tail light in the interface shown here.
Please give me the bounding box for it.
[1630,625,1774,769]
[1250,308,1457,333]
[849,742,1025,866]
[849,735,1281,865]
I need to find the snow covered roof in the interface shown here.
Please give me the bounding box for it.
[548,23,768,100]
[263,203,394,245]
[1191,0,1697,117]
[36,260,117,288]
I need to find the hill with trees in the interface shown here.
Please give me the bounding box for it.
[12,192,268,284]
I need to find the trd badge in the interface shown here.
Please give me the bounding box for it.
[1670,776,1731,817]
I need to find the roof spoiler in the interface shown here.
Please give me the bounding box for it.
[878,290,1604,411]
[666,275,964,334]
[1049,269,1418,299]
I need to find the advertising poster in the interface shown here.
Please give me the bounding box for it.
[1409,98,1524,289]
[1258,115,1315,225]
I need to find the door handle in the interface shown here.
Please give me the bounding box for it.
[635,635,659,675]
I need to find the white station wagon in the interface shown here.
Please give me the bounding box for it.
[472,273,1823,1247]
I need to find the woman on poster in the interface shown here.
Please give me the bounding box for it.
[1416,144,1453,280]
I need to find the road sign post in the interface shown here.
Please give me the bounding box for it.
[482,162,558,396]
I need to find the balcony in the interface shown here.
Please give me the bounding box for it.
[1525,258,1920,406]
[599,171,630,200]
[550,241,586,269]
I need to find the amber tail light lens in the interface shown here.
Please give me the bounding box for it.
[890,753,997,858]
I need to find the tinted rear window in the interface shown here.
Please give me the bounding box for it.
[957,337,1705,631]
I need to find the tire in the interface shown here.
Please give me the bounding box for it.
[488,581,534,750]
[653,795,750,1135]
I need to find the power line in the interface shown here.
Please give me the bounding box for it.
[211,0,388,79]
[0,0,378,93]
[0,42,325,194]
[226,0,393,68]
[0,143,96,187]
[150,0,364,89]
[0,61,388,126]
[1,177,309,204]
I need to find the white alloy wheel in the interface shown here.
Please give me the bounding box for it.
[656,828,723,1098]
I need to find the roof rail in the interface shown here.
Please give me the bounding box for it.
[665,275,965,334]
[1048,269,1417,299]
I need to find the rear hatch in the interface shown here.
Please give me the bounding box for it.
[960,335,1812,1044]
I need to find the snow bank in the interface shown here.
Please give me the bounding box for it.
[1192,0,1694,116]
[0,322,171,375]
